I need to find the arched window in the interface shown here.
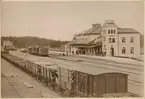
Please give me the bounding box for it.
[122,47,126,54]
[108,30,110,34]
[130,47,134,54]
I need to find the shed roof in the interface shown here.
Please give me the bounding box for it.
[58,62,128,76]
[35,59,128,76]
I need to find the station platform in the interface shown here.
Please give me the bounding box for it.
[74,54,144,66]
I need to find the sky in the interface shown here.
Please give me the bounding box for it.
[1,1,144,41]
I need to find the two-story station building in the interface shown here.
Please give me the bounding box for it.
[65,20,140,59]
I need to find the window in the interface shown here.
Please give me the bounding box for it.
[122,37,125,43]
[109,38,112,43]
[86,38,88,43]
[108,30,110,34]
[130,47,134,54]
[111,30,113,34]
[122,47,126,54]
[114,30,115,34]
[109,38,115,43]
[130,37,134,43]
[85,38,87,43]
[112,38,115,43]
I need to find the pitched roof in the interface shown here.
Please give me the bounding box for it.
[118,28,139,34]
[76,24,102,36]
[83,24,102,35]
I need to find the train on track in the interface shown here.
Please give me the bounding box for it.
[28,45,66,56]
[28,45,50,56]
[1,53,139,97]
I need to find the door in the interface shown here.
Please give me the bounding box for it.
[107,76,117,93]
[98,76,106,97]
[110,47,114,56]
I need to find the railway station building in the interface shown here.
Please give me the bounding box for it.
[65,20,141,59]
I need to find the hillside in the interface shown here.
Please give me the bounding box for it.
[1,36,69,48]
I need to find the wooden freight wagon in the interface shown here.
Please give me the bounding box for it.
[28,46,32,53]
[33,61,58,81]
[33,46,39,55]
[30,47,35,54]
[57,65,74,90]
[73,68,128,97]
[38,46,49,56]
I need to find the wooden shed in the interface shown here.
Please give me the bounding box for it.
[73,67,128,97]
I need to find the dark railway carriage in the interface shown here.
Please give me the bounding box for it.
[38,46,49,56]
[73,70,128,97]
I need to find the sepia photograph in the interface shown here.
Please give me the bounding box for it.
[1,0,144,98]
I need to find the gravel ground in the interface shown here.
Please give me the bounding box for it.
[1,58,62,98]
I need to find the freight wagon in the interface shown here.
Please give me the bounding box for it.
[36,62,128,97]
[28,45,49,56]
[2,53,129,97]
[38,46,49,56]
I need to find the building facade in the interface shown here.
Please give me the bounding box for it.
[66,20,140,59]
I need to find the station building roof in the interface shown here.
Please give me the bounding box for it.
[118,28,140,34]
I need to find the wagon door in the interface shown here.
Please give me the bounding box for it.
[78,73,88,96]
[117,75,127,92]
[97,75,106,97]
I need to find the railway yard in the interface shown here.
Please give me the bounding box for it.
[1,50,144,98]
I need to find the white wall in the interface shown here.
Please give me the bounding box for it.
[118,33,140,58]
[75,34,100,44]
[101,24,118,56]
[76,35,89,44]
